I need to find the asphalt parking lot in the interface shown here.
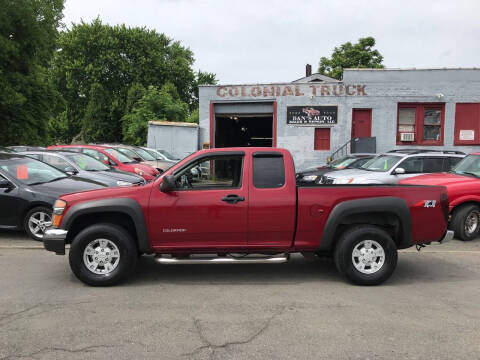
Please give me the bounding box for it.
[0,231,479,360]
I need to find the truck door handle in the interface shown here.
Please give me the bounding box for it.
[222,194,245,204]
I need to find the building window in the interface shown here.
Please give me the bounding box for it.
[397,103,445,145]
[314,128,330,150]
[454,103,480,145]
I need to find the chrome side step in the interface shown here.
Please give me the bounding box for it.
[155,254,289,265]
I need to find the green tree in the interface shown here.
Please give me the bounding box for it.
[52,19,199,143]
[318,36,384,80]
[0,0,64,145]
[121,83,188,145]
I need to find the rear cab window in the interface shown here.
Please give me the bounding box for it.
[252,153,285,188]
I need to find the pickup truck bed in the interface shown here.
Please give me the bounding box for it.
[43,147,453,287]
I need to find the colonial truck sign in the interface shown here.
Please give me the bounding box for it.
[216,84,367,98]
[287,106,338,125]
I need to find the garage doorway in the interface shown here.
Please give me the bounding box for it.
[210,102,276,148]
[215,115,273,147]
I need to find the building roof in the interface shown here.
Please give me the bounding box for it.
[148,120,198,128]
[344,67,480,72]
[291,73,339,83]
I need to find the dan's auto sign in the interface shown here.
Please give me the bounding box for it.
[287,106,338,125]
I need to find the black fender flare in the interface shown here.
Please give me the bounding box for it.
[61,198,150,252]
[318,197,412,251]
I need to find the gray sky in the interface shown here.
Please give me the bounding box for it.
[63,0,480,84]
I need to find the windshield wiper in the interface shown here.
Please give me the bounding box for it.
[456,171,479,178]
[28,177,67,186]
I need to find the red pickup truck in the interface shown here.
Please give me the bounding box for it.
[43,147,453,286]
[400,153,480,241]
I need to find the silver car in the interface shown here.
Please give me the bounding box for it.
[322,149,465,184]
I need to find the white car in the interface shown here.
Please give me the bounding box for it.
[322,149,465,184]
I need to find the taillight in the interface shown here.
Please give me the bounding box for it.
[440,192,449,222]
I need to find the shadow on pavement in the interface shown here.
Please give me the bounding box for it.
[125,251,477,288]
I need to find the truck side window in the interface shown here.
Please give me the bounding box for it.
[174,155,243,190]
[253,154,285,188]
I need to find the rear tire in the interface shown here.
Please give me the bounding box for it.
[334,225,397,286]
[69,223,137,286]
[450,204,480,241]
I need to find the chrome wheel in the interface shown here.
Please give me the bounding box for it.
[28,211,52,239]
[83,239,120,275]
[351,239,385,274]
[464,210,480,235]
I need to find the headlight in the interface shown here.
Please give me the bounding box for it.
[53,199,67,215]
[116,180,132,186]
[53,199,67,228]
[134,168,144,176]
[302,175,318,182]
[333,178,354,184]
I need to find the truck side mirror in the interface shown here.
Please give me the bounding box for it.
[394,167,405,175]
[160,175,175,192]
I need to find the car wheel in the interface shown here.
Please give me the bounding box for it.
[334,225,398,286]
[24,207,53,241]
[69,223,138,286]
[450,204,480,241]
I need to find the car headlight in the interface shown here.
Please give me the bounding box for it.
[333,178,354,184]
[116,180,132,186]
[134,168,144,176]
[302,175,318,182]
[53,199,67,228]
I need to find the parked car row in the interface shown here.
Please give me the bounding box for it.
[297,148,480,242]
[0,144,179,240]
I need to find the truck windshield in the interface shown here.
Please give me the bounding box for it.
[450,155,480,177]
[361,155,401,172]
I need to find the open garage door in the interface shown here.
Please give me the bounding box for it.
[212,102,275,148]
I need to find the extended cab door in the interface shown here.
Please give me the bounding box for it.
[247,151,296,248]
[148,151,248,249]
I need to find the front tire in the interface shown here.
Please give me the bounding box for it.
[450,204,480,241]
[24,206,53,241]
[69,223,138,286]
[334,225,398,286]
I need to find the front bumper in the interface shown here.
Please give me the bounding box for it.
[439,230,454,244]
[43,228,68,255]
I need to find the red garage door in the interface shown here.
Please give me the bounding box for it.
[454,103,480,145]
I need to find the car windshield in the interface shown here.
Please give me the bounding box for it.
[361,155,402,172]
[143,148,164,160]
[158,150,178,160]
[0,157,67,185]
[117,148,139,159]
[66,153,109,171]
[450,155,480,178]
[104,148,135,164]
[330,157,360,169]
[133,147,156,161]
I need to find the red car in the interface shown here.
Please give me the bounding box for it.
[400,153,480,241]
[47,145,158,181]
[43,147,452,287]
